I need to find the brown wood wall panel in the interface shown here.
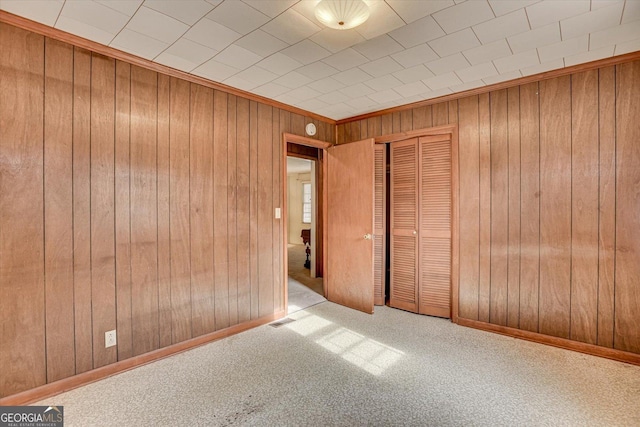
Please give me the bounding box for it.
[257,103,274,317]
[90,54,117,368]
[506,87,521,329]
[432,102,449,126]
[249,101,259,319]
[614,60,640,354]
[236,98,251,324]
[272,109,282,312]
[44,38,75,382]
[228,94,239,326]
[0,24,46,396]
[478,93,491,323]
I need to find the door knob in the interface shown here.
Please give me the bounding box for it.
[364,233,372,240]
[413,230,417,235]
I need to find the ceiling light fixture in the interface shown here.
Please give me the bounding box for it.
[314,0,370,30]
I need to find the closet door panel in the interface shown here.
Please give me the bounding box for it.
[374,144,386,305]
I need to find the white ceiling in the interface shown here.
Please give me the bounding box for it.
[2,0,639,120]
[287,156,312,173]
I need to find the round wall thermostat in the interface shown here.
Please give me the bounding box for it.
[305,123,316,136]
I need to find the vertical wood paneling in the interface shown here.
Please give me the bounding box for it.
[190,84,215,336]
[44,38,75,382]
[457,96,480,320]
[249,101,259,318]
[291,113,304,136]
[507,87,521,329]
[258,103,274,317]
[432,102,449,126]
[115,61,133,359]
[400,110,412,132]
[228,95,239,326]
[448,100,458,124]
[130,66,159,354]
[368,116,381,138]
[360,118,368,138]
[539,76,572,339]
[337,123,345,144]
[350,120,361,141]
[169,77,192,343]
[478,93,491,323]
[489,90,508,326]
[412,105,432,129]
[72,47,93,374]
[0,24,46,396]
[597,66,616,348]
[214,90,229,329]
[272,109,282,312]
[236,98,251,324]
[614,60,640,354]
[381,113,393,136]
[90,53,117,368]
[157,74,172,348]
[570,70,599,344]
[392,112,401,133]
[518,82,540,333]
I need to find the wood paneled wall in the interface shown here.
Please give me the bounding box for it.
[338,59,640,356]
[0,23,334,399]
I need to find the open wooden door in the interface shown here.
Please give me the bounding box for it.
[326,138,375,314]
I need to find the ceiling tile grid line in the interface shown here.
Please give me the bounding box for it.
[0,0,638,119]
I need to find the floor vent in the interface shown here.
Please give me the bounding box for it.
[269,318,296,328]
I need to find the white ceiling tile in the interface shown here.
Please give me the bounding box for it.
[96,1,143,17]
[354,1,405,40]
[520,58,564,76]
[310,28,365,53]
[364,75,403,91]
[55,15,115,45]
[615,37,640,55]
[318,91,349,104]
[183,18,241,51]
[494,48,539,73]
[234,30,289,57]
[394,81,430,98]
[274,93,299,105]
[432,0,495,34]
[560,2,624,40]
[590,20,640,50]
[154,51,199,72]
[345,96,379,109]
[111,28,168,59]
[224,75,259,91]
[472,9,530,44]
[126,6,188,44]
[385,0,454,23]
[358,56,403,78]
[241,0,297,18]
[322,48,369,71]
[463,39,512,65]
[388,15,446,48]
[252,82,291,98]
[144,0,213,25]
[193,58,239,81]
[332,68,373,85]
[340,83,376,98]
[564,45,614,66]
[257,53,302,76]
[0,0,63,26]
[287,86,322,101]
[425,52,471,75]
[482,69,522,85]
[450,80,486,93]
[507,23,560,53]
[215,44,263,69]
[422,87,454,100]
[456,61,498,82]
[261,9,320,45]
[307,76,345,94]
[295,98,330,112]
[488,0,540,16]
[622,0,640,23]
[391,44,439,68]
[60,0,130,34]
[233,66,281,86]
[422,72,463,90]
[206,0,270,35]
[368,89,403,104]
[538,35,588,62]
[353,35,404,60]
[281,40,331,65]
[591,0,623,10]
[155,38,216,69]
[273,71,312,89]
[429,28,481,57]
[526,0,590,29]
[297,62,339,80]
[393,65,434,84]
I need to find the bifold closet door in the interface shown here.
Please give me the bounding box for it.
[418,135,452,318]
[374,144,386,306]
[389,139,419,312]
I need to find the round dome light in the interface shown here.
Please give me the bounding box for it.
[314,0,370,30]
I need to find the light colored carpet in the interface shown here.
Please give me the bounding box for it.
[35,303,640,426]
[287,278,326,315]
[287,244,323,296]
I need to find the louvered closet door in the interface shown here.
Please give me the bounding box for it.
[390,139,418,312]
[374,144,386,305]
[418,135,452,318]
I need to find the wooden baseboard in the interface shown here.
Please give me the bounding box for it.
[0,310,286,406]
[457,318,640,366]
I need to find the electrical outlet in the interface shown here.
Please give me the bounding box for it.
[275,208,281,219]
[105,330,117,348]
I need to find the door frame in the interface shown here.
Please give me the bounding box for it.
[281,133,332,313]
[376,124,459,324]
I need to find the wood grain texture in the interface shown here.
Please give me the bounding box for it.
[392,112,401,133]
[0,24,46,397]
[258,103,274,317]
[374,145,386,305]
[228,94,239,325]
[412,105,432,130]
[272,108,282,312]
[432,102,449,126]
[400,110,412,132]
[507,87,521,329]
[90,53,117,368]
[381,113,393,136]
[539,76,572,339]
[236,98,251,324]
[44,37,75,382]
[570,70,599,345]
[614,60,640,354]
[249,101,259,319]
[478,93,491,323]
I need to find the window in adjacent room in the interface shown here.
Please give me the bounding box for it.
[302,182,311,224]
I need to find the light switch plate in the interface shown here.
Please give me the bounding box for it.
[275,208,281,219]
[105,330,117,348]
